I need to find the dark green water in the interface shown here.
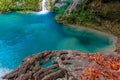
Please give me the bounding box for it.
[0,12,113,77]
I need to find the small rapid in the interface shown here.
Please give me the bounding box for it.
[0,68,11,80]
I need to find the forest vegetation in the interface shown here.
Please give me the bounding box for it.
[0,0,39,12]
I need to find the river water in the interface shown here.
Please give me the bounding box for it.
[0,12,115,79]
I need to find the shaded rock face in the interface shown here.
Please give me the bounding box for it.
[3,50,119,80]
[87,0,120,20]
[84,0,120,36]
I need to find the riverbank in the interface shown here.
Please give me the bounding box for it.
[115,37,120,54]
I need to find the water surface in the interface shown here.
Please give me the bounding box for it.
[0,12,114,78]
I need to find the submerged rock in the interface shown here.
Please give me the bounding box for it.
[3,50,120,80]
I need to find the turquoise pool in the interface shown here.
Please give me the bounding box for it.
[0,12,114,78]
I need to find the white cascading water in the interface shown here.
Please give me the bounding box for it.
[38,0,49,14]
[0,68,11,80]
[42,0,47,11]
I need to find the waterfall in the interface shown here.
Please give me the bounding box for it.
[42,0,47,11]
[38,0,49,14]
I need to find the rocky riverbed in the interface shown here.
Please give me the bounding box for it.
[3,50,120,80]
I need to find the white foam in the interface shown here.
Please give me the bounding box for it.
[0,68,12,80]
[37,10,50,15]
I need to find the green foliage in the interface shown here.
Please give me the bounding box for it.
[64,5,99,24]
[55,14,62,23]
[55,0,59,3]
[0,0,39,12]
[66,0,72,4]
[58,6,67,14]
[51,6,59,12]
[51,4,67,14]
[55,6,67,22]
[22,0,39,10]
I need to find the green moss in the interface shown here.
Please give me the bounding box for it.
[58,6,67,14]
[64,5,99,25]
[54,6,68,22]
